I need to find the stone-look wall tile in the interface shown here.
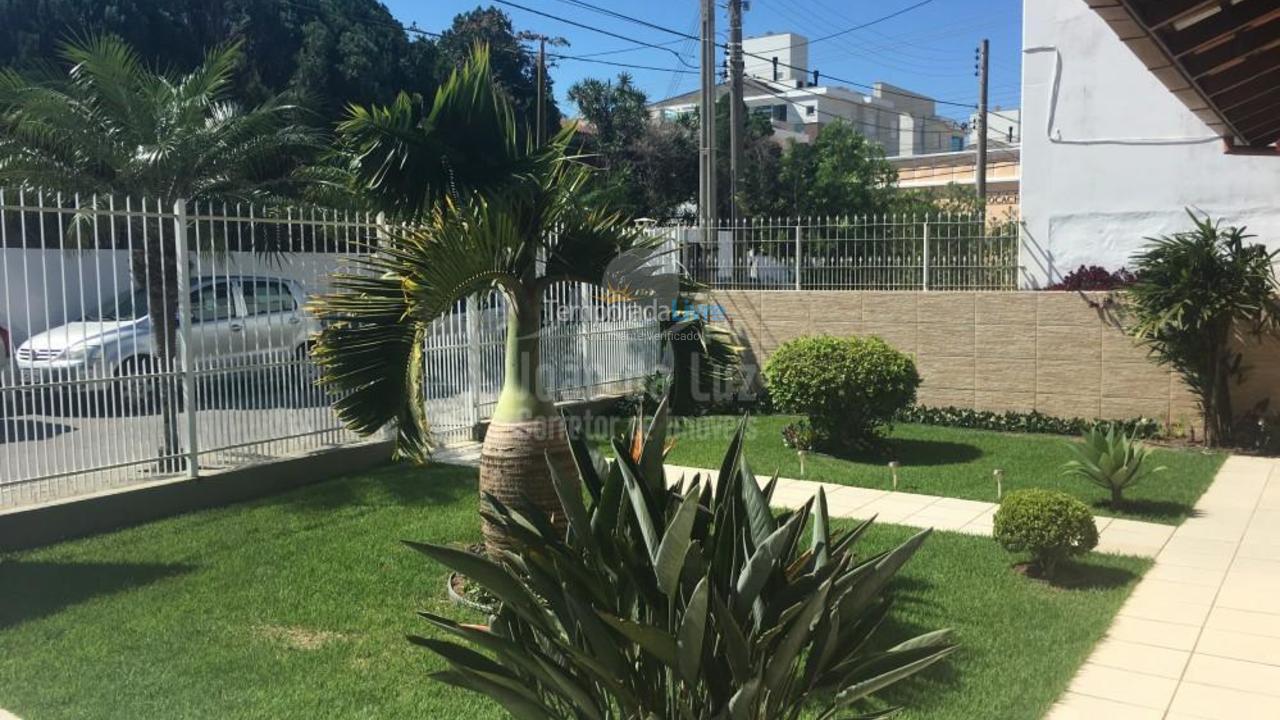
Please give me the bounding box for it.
[1039,359,1101,396]
[752,320,810,350]
[802,292,862,318]
[1101,326,1151,363]
[1038,324,1101,362]
[976,324,1037,359]
[918,355,975,391]
[757,292,812,323]
[862,293,918,325]
[862,322,917,356]
[817,322,863,338]
[918,293,975,324]
[975,390,1035,413]
[708,290,1280,429]
[918,387,976,408]
[976,293,1036,326]
[1036,393,1102,420]
[976,357,1036,393]
[1233,334,1280,415]
[1103,361,1174,400]
[918,323,975,357]
[1037,292,1106,327]
[1101,397,1172,422]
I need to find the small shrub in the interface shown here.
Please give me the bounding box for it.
[764,335,920,449]
[994,489,1098,579]
[1062,425,1166,506]
[1046,265,1136,291]
[897,405,1164,439]
[406,396,956,718]
[780,419,817,451]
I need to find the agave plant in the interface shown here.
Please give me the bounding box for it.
[406,396,955,719]
[1062,424,1166,506]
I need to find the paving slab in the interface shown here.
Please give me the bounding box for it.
[1047,455,1280,719]
[660,464,1174,557]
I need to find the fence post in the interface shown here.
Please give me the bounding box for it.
[794,223,802,291]
[921,219,931,292]
[465,293,482,432]
[172,199,199,478]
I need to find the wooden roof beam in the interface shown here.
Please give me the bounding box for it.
[1199,46,1280,96]
[1131,0,1221,31]
[1163,1,1280,58]
[1181,24,1280,78]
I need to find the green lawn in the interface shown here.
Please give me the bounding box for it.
[632,415,1225,524]
[1,462,1147,720]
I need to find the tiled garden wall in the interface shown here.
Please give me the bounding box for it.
[711,290,1280,429]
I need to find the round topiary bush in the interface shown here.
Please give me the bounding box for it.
[763,335,920,449]
[994,489,1098,579]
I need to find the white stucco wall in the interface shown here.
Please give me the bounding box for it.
[1019,0,1280,288]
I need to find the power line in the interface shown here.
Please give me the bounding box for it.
[549,53,697,74]
[489,0,697,68]
[788,0,942,49]
[508,0,983,112]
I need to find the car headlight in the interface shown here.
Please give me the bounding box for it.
[62,344,100,363]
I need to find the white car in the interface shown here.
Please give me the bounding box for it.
[15,275,319,408]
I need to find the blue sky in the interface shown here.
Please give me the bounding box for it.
[382,0,1024,122]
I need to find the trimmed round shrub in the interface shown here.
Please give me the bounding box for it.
[763,335,920,449]
[994,489,1098,578]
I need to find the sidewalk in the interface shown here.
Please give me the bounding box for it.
[1046,454,1280,719]
[663,463,1177,558]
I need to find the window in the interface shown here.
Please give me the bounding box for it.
[242,279,297,316]
[805,105,815,117]
[772,104,787,122]
[192,282,235,323]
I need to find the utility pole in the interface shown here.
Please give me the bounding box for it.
[975,38,989,207]
[727,0,744,223]
[519,32,567,146]
[699,0,717,232]
[536,37,547,146]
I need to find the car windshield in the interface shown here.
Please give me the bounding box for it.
[81,288,148,321]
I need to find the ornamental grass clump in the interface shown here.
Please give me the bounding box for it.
[405,395,956,719]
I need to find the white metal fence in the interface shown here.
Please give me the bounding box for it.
[0,190,661,510]
[652,214,1020,291]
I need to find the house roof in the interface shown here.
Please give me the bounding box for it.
[1087,0,1280,149]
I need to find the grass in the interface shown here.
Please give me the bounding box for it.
[626,415,1225,524]
[0,462,1148,720]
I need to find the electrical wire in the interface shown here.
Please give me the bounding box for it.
[492,0,984,112]
[488,0,698,68]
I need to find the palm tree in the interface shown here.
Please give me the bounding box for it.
[310,48,671,555]
[0,35,319,465]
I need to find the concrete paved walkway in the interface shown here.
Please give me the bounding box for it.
[663,463,1177,557]
[1046,454,1280,719]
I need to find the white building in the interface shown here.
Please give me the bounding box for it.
[1019,0,1280,287]
[648,32,965,157]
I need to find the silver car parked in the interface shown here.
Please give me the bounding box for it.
[15,275,319,409]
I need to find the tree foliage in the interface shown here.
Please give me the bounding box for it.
[570,73,696,220]
[435,7,559,140]
[0,1,560,126]
[1126,212,1280,447]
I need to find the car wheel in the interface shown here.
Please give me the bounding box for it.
[115,356,159,415]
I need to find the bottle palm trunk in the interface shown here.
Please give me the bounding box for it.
[479,293,572,557]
